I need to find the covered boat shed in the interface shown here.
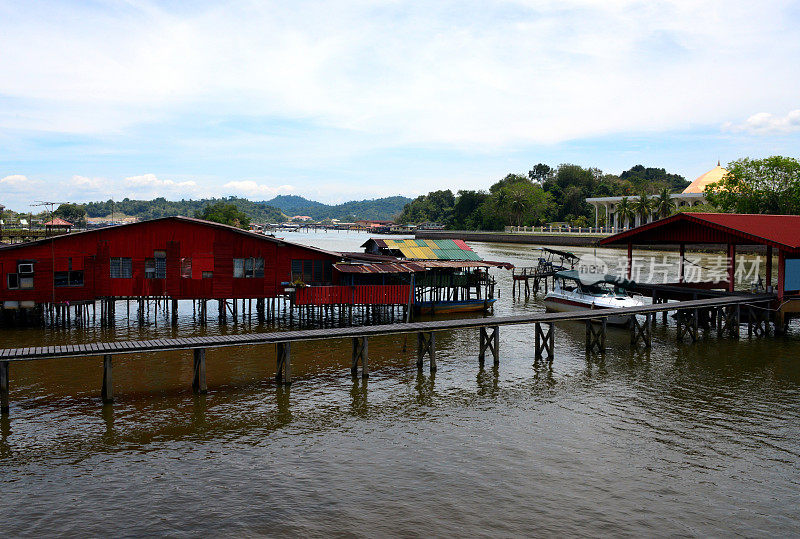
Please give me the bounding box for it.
[599,213,800,305]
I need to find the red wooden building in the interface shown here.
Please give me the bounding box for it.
[0,216,341,309]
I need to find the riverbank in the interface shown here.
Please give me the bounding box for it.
[416,229,768,253]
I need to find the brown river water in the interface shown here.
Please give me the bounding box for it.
[1,231,798,536]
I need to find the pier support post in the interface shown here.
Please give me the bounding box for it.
[417,332,436,372]
[534,322,554,361]
[676,309,699,342]
[0,361,8,414]
[717,305,740,339]
[351,337,369,378]
[630,314,651,348]
[276,342,291,384]
[101,354,114,403]
[585,319,606,354]
[478,326,499,366]
[192,348,207,394]
[747,303,769,338]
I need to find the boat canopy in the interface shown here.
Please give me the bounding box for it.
[541,247,579,260]
[555,269,635,288]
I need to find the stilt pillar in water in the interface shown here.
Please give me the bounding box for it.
[417,332,436,372]
[0,361,8,414]
[102,354,114,403]
[717,305,740,339]
[276,342,291,385]
[351,336,369,378]
[192,348,207,394]
[676,309,699,342]
[630,314,651,348]
[534,322,554,361]
[585,318,606,354]
[478,326,499,366]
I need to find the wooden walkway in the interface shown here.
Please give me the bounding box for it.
[0,293,777,413]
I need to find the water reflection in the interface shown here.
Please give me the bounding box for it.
[476,366,499,397]
[350,378,368,417]
[414,371,436,406]
[101,403,116,446]
[275,385,292,425]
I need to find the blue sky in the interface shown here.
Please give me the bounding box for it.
[1,0,799,211]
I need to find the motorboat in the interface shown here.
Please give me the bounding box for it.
[544,269,645,326]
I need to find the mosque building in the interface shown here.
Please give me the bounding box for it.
[586,163,728,231]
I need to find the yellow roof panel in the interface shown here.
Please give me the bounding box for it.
[418,247,437,259]
[424,239,439,249]
[399,246,416,258]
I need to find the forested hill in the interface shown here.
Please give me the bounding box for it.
[76,194,412,222]
[80,197,288,222]
[263,195,412,221]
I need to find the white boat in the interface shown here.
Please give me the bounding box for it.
[544,270,646,326]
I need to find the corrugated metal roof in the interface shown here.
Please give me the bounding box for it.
[362,237,482,260]
[599,212,800,252]
[334,262,425,274]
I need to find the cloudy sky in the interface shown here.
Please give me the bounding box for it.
[1,0,799,211]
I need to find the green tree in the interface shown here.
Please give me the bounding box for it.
[620,165,688,193]
[652,187,676,219]
[53,203,87,227]
[705,156,800,214]
[632,194,653,225]
[616,197,635,229]
[196,202,251,229]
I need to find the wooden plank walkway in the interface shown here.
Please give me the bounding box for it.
[0,293,774,362]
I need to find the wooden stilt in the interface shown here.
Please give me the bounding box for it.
[478,326,499,366]
[585,318,606,354]
[0,361,8,414]
[534,322,554,361]
[417,332,436,372]
[101,354,114,403]
[351,336,369,378]
[276,342,291,384]
[630,314,651,348]
[192,348,207,394]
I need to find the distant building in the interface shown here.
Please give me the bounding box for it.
[292,215,313,222]
[586,164,728,230]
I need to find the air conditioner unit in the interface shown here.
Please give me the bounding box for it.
[17,263,34,274]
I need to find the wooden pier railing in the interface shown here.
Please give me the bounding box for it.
[0,293,776,414]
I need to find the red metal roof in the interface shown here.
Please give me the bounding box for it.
[600,213,800,252]
[333,262,425,274]
[43,217,73,226]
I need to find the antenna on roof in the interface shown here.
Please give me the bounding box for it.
[31,201,66,227]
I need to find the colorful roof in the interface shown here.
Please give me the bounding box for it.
[363,238,483,261]
[682,165,728,194]
[43,217,73,226]
[599,212,800,252]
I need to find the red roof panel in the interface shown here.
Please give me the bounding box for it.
[600,213,800,252]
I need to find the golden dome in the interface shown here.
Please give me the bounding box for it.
[682,165,728,194]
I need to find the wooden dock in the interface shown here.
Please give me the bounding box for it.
[0,293,777,414]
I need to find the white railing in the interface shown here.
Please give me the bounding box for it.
[502,226,631,234]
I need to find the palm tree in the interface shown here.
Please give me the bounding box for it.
[616,197,634,229]
[652,187,676,219]
[632,194,652,226]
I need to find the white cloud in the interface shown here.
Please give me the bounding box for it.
[125,173,197,189]
[0,174,29,187]
[722,110,800,135]
[223,181,295,198]
[123,174,198,199]
[70,175,107,190]
[0,1,798,146]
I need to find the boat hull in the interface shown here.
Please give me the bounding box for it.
[544,296,634,326]
[414,298,497,315]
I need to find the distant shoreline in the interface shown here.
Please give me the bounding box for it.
[415,229,768,253]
